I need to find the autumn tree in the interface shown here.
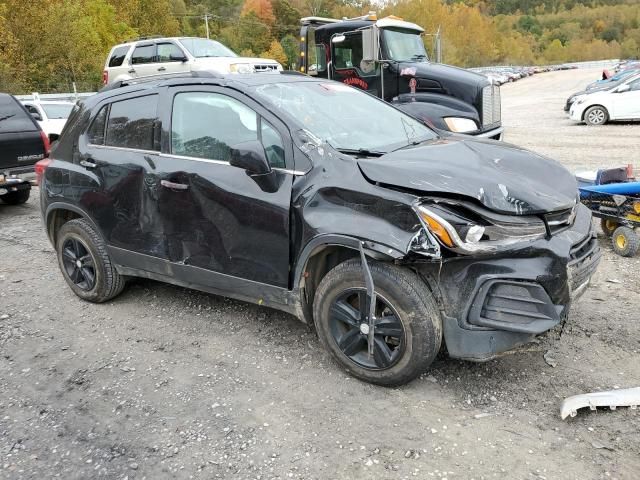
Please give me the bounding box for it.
[241,0,275,25]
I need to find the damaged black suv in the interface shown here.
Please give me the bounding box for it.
[40,72,600,386]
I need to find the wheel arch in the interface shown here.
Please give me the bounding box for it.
[292,235,406,325]
[45,203,103,248]
[582,103,609,122]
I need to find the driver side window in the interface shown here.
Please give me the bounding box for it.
[333,34,377,76]
[171,91,286,168]
[628,79,640,91]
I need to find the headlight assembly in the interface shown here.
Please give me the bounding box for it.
[415,203,547,254]
[443,117,478,133]
[229,63,255,74]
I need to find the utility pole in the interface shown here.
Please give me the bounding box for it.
[203,13,210,39]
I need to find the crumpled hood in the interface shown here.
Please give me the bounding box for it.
[357,138,578,215]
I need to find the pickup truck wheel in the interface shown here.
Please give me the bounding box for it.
[56,219,125,302]
[612,226,639,257]
[313,259,442,386]
[584,105,608,125]
[1,188,30,205]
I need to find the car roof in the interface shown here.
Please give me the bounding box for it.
[112,36,215,49]
[88,72,320,109]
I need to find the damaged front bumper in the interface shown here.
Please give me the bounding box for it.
[414,204,600,361]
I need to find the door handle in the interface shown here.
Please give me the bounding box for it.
[160,179,189,191]
[128,69,135,74]
[157,66,166,72]
[80,159,97,169]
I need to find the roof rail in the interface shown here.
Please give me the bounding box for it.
[125,34,164,43]
[98,71,222,93]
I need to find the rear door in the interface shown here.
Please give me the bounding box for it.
[129,43,157,79]
[0,95,45,171]
[74,93,162,254]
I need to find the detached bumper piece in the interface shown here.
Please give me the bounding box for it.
[468,280,561,334]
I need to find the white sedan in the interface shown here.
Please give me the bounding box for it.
[570,73,640,125]
[21,100,75,136]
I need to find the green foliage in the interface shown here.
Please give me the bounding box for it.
[0,0,637,94]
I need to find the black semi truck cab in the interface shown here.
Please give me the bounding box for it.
[299,14,503,140]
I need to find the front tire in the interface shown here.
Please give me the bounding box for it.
[313,259,442,386]
[56,218,125,302]
[584,105,608,125]
[1,188,30,205]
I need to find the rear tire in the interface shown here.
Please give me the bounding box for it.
[600,218,618,237]
[313,258,442,387]
[56,218,125,302]
[612,226,639,257]
[584,105,608,125]
[1,188,30,205]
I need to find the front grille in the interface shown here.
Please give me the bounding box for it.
[254,64,278,72]
[545,207,576,234]
[568,230,601,294]
[481,84,501,127]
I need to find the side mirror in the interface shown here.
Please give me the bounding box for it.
[616,84,631,93]
[229,140,271,175]
[49,133,60,143]
[362,27,379,62]
[170,54,188,62]
[31,112,43,121]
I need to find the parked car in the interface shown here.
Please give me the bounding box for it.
[103,36,282,86]
[570,73,640,125]
[0,93,50,205]
[21,100,75,137]
[564,76,632,112]
[39,73,599,386]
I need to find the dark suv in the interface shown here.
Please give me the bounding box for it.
[39,73,600,386]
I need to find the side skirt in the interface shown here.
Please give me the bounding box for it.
[109,246,302,318]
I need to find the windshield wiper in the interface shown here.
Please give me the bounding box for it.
[336,148,385,157]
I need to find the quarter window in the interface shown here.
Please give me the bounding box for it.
[87,105,108,145]
[108,46,130,67]
[105,95,158,151]
[131,44,155,65]
[261,119,285,168]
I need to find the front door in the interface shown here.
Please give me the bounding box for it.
[154,87,293,288]
[155,42,191,76]
[330,32,381,96]
[611,77,640,119]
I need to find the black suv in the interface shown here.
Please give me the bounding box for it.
[40,73,600,386]
[0,92,50,204]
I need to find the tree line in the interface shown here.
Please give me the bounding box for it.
[0,0,638,94]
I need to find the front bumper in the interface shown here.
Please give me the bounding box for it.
[415,204,600,361]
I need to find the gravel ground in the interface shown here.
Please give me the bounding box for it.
[1,68,640,480]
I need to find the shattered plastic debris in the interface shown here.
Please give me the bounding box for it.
[560,387,640,419]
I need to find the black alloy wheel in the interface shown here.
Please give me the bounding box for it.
[329,288,405,370]
[61,237,97,291]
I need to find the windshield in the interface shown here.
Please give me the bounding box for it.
[179,38,237,58]
[253,81,437,153]
[383,28,429,62]
[41,103,74,119]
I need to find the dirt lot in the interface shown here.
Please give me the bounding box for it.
[1,68,640,480]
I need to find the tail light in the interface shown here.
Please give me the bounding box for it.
[34,158,51,186]
[40,130,50,157]
[102,70,108,85]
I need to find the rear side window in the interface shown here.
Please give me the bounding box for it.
[0,95,37,133]
[108,46,130,67]
[131,44,155,65]
[87,106,108,145]
[105,95,158,151]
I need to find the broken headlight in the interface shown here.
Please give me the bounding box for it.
[415,203,547,254]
